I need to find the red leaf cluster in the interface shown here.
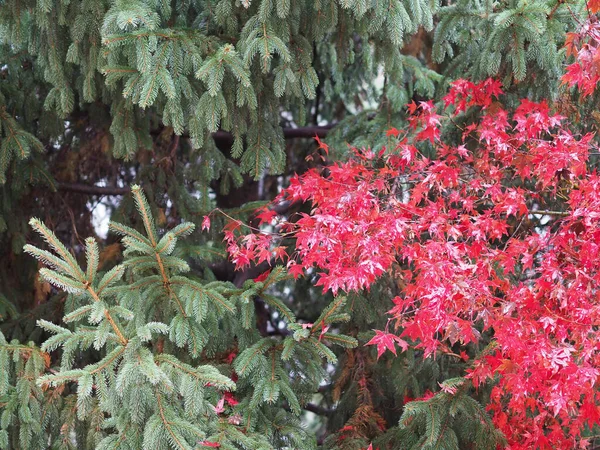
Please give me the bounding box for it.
[223,76,600,446]
[562,17,600,97]
[365,330,409,359]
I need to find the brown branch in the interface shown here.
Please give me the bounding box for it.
[304,403,334,416]
[212,125,334,144]
[279,125,334,138]
[87,286,128,345]
[57,125,334,196]
[57,182,131,196]
[169,134,180,158]
[548,0,564,20]
[530,210,569,217]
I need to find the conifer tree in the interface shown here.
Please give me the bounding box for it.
[0,0,596,449]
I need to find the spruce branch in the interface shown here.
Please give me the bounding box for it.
[26,220,129,346]
[85,286,128,346]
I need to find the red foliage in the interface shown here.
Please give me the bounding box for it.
[562,17,600,96]
[220,74,600,446]
[590,0,600,14]
[198,442,221,448]
[365,330,409,359]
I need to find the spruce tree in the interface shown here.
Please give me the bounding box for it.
[0,0,594,449]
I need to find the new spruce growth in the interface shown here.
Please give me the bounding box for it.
[0,186,353,449]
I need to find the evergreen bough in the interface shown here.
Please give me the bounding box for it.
[1,186,355,449]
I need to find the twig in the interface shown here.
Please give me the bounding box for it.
[530,210,569,217]
[548,0,564,20]
[304,403,334,416]
[169,135,180,158]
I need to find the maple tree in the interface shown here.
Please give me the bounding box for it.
[223,29,600,447]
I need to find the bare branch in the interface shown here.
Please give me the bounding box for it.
[530,210,569,217]
[56,125,334,196]
[57,183,131,196]
[304,403,334,416]
[212,125,333,143]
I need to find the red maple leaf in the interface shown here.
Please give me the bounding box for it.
[366,330,409,359]
[588,0,600,13]
[222,64,600,448]
[406,100,418,115]
[272,246,287,261]
[386,127,400,137]
[256,208,277,225]
[225,351,237,365]
[223,392,239,406]
[253,270,271,283]
[287,261,304,279]
[315,135,329,155]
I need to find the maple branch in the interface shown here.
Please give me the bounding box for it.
[530,210,569,217]
[151,125,334,146]
[280,125,333,138]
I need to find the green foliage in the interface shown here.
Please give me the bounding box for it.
[0,111,43,184]
[0,187,352,449]
[0,0,442,179]
[380,378,506,450]
[0,336,50,450]
[433,0,580,94]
